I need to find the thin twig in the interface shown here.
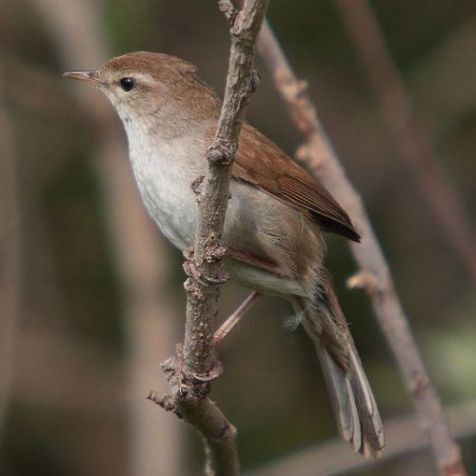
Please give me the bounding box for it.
[334,0,476,280]
[246,399,476,476]
[255,18,466,476]
[159,1,269,473]
[0,65,22,440]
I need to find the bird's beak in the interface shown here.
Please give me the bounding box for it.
[63,70,102,84]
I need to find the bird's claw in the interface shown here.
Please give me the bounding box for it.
[182,247,229,285]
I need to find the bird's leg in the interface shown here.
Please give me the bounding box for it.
[184,245,272,342]
[214,291,263,344]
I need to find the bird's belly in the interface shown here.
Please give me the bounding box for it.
[128,144,319,298]
[129,151,198,251]
[227,258,307,297]
[141,181,195,250]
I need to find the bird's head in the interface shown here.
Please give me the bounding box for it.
[64,51,219,132]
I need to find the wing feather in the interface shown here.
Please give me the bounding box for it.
[232,124,360,242]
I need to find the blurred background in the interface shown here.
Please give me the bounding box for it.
[1,0,476,474]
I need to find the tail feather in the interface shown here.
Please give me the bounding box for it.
[348,344,384,456]
[294,275,384,458]
[315,345,362,453]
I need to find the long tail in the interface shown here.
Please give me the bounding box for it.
[294,274,384,458]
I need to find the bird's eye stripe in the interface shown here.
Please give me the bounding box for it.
[120,77,135,92]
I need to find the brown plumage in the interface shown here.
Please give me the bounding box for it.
[234,123,361,242]
[64,51,384,458]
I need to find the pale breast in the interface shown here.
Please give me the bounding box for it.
[127,128,204,250]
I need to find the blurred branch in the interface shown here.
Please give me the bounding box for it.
[2,52,73,120]
[149,1,269,475]
[13,326,127,474]
[0,65,22,440]
[28,0,182,475]
[255,18,466,476]
[411,17,476,138]
[14,326,121,414]
[335,0,476,280]
[246,399,476,476]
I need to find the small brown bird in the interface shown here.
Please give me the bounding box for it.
[64,51,384,457]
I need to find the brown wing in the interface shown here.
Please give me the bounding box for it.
[232,124,360,242]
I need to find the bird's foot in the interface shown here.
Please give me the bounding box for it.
[161,343,223,383]
[182,247,229,285]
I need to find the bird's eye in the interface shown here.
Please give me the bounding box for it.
[119,77,135,92]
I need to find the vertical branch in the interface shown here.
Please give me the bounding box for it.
[255,19,467,476]
[28,0,182,475]
[334,0,476,280]
[0,66,22,440]
[150,1,269,474]
[183,0,269,380]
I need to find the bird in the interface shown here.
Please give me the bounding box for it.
[64,51,384,457]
